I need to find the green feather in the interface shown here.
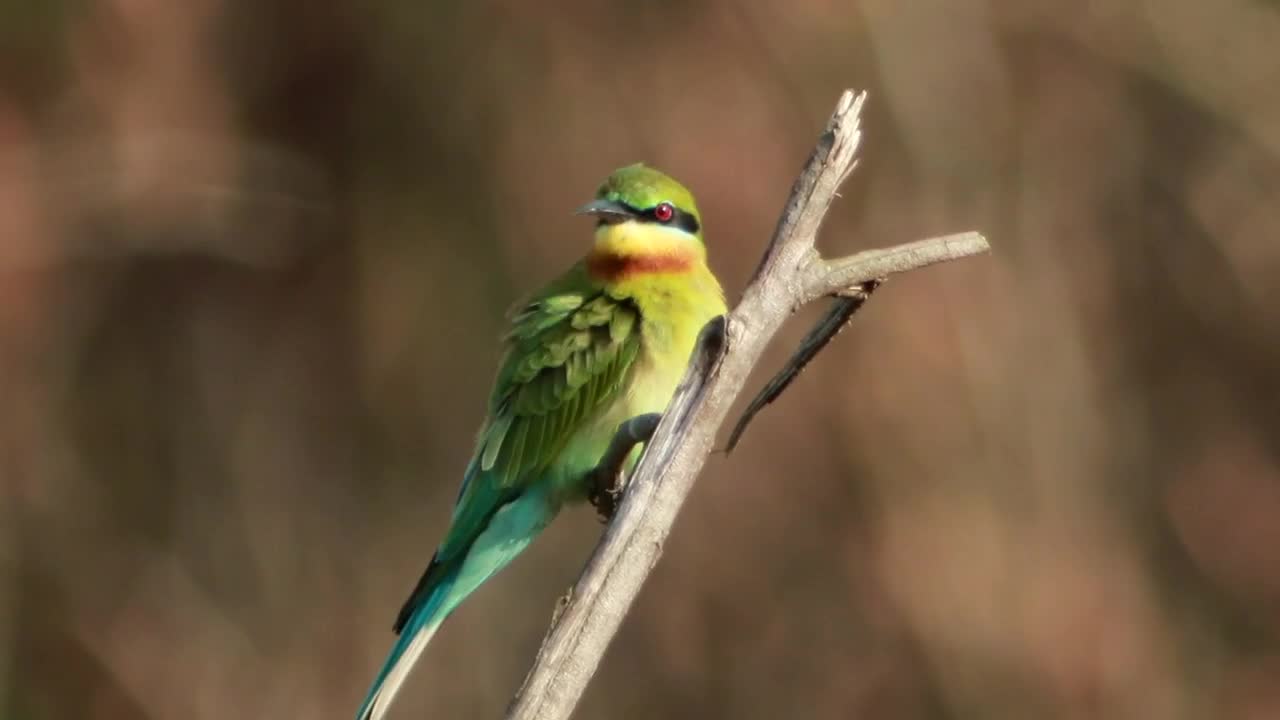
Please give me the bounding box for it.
[565,350,587,389]
[610,306,635,343]
[503,418,529,486]
[524,414,547,474]
[480,414,512,471]
[541,293,585,314]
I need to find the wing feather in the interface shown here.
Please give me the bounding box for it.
[437,269,641,565]
[479,414,511,472]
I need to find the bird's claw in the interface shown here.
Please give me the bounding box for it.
[587,471,624,523]
[585,413,661,524]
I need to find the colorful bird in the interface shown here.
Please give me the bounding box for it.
[356,164,727,720]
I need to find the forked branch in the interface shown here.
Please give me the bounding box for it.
[726,280,881,453]
[504,90,991,720]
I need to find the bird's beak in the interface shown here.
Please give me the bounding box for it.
[573,199,635,222]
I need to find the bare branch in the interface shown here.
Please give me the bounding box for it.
[504,90,991,720]
[746,90,867,286]
[727,231,991,452]
[805,231,989,303]
[725,280,881,454]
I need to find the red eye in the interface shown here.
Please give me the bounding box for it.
[653,202,675,223]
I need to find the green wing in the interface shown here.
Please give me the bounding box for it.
[395,265,641,632]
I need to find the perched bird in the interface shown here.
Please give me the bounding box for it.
[356,164,726,720]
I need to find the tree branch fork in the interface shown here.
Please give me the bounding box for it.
[504,90,991,720]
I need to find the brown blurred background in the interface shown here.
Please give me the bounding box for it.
[2,1,1279,718]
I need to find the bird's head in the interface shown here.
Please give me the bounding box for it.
[576,164,704,250]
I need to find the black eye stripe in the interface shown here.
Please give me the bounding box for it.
[634,203,700,234]
[671,208,700,234]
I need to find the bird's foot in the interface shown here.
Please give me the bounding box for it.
[587,476,622,523]
[586,413,662,524]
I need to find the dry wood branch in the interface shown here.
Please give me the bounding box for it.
[725,280,881,454]
[804,231,989,302]
[504,90,990,720]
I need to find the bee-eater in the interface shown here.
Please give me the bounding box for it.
[356,164,726,720]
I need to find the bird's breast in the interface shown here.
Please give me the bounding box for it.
[623,271,725,415]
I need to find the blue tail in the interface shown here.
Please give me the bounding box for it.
[356,568,457,720]
[355,487,554,719]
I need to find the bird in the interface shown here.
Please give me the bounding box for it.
[356,164,727,720]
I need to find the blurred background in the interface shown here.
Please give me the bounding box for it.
[2,0,1279,718]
